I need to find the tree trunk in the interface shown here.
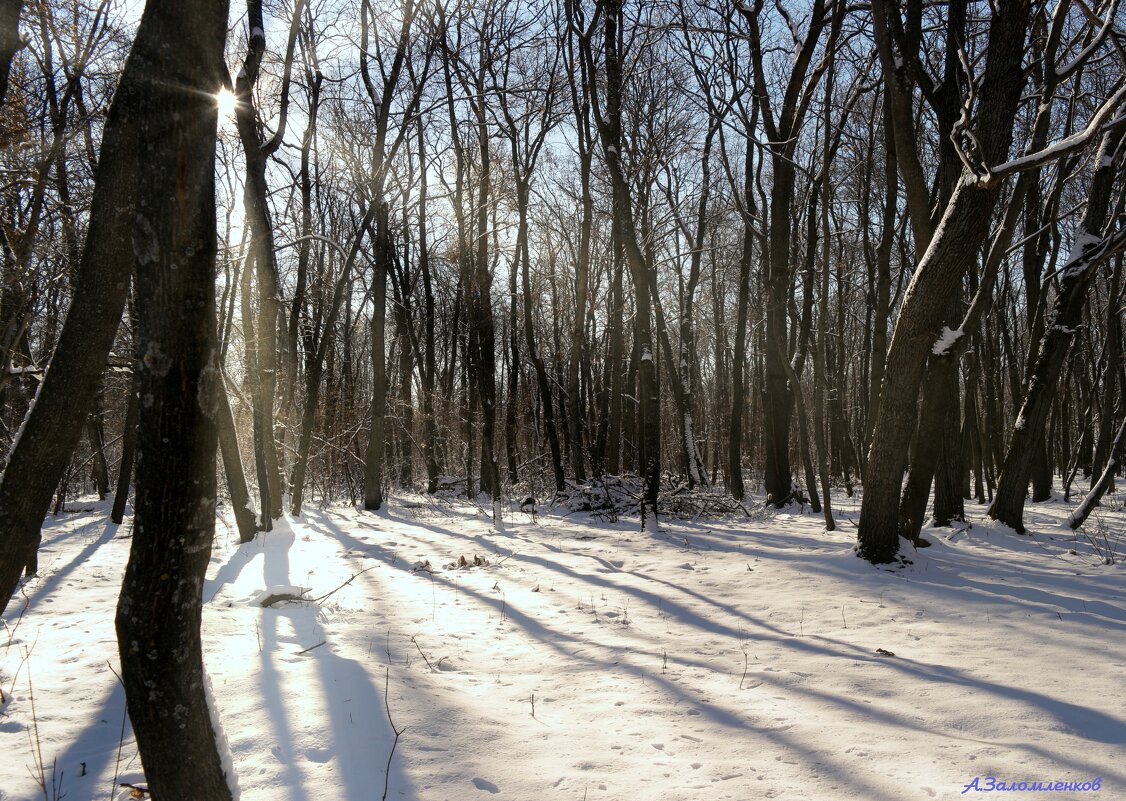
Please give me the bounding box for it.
[589,0,660,527]
[111,380,138,525]
[0,1,156,609]
[233,0,304,522]
[604,240,626,476]
[859,0,1029,562]
[418,122,440,493]
[240,250,272,531]
[0,0,22,107]
[364,203,390,510]
[989,126,1126,531]
[728,143,756,501]
[1091,258,1122,486]
[87,387,110,499]
[113,2,233,798]
[1068,415,1125,531]
[217,375,258,543]
[519,185,565,494]
[567,148,593,483]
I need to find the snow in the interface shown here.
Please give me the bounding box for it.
[202,666,240,800]
[931,325,963,357]
[3,493,1125,800]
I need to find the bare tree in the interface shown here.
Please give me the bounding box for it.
[103,0,233,796]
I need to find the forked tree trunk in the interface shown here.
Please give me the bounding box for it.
[859,0,1029,562]
[587,0,660,526]
[112,1,233,798]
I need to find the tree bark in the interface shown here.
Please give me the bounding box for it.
[112,1,233,798]
[727,141,756,500]
[111,380,138,525]
[858,0,1030,562]
[0,1,151,610]
[587,0,660,526]
[233,0,304,522]
[417,122,441,493]
[989,126,1126,531]
[217,375,258,543]
[0,0,22,107]
[364,204,391,510]
[1068,415,1125,531]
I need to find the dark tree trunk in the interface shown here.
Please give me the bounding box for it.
[1068,415,1125,531]
[859,177,1009,560]
[418,123,440,493]
[87,387,110,499]
[568,148,593,483]
[859,0,1029,562]
[216,375,258,543]
[519,185,565,494]
[0,2,159,609]
[587,0,660,526]
[364,203,391,510]
[111,380,138,525]
[504,241,519,486]
[473,98,501,506]
[0,0,22,107]
[728,143,756,501]
[1091,258,1122,486]
[989,127,1126,531]
[112,2,233,798]
[604,240,626,476]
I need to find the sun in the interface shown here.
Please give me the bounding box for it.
[216,87,237,119]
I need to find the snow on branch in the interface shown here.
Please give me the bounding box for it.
[1054,0,1121,80]
[982,81,1126,186]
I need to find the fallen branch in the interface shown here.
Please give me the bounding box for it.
[382,667,405,801]
[311,565,378,603]
[410,636,435,671]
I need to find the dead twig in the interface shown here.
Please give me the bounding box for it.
[410,636,434,671]
[311,565,377,603]
[382,667,405,801]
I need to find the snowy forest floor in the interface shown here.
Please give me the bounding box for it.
[2,490,1124,801]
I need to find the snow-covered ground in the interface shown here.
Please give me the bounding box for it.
[2,491,1124,801]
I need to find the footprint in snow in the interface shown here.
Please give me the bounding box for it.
[472,777,500,793]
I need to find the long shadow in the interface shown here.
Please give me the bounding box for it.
[29,676,132,798]
[646,522,1126,635]
[322,508,1126,763]
[258,603,311,801]
[304,514,749,728]
[203,540,262,602]
[18,519,119,611]
[303,512,941,800]
[251,517,412,801]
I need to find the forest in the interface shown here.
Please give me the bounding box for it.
[0,0,1124,799]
